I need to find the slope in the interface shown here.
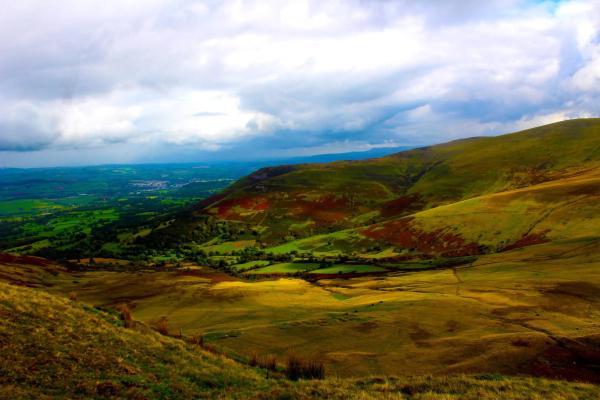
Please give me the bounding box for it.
[184,118,600,246]
[0,280,270,399]
[261,164,600,259]
[2,265,600,399]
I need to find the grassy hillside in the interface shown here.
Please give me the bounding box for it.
[273,164,600,258]
[0,280,271,399]
[183,118,600,245]
[2,275,600,399]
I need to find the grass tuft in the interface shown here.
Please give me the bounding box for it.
[115,303,133,328]
[153,316,169,336]
[286,354,325,380]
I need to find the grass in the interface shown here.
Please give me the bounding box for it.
[200,239,257,254]
[0,199,63,215]
[309,264,387,274]
[198,119,600,247]
[5,236,598,381]
[265,229,359,256]
[360,247,400,259]
[0,163,251,255]
[3,119,600,398]
[231,260,270,271]
[1,279,600,399]
[0,280,269,399]
[7,239,52,253]
[289,220,316,230]
[2,208,121,255]
[258,165,600,259]
[246,262,320,274]
[408,168,600,250]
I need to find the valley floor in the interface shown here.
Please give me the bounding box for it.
[2,237,600,383]
[1,277,600,399]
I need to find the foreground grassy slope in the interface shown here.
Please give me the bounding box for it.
[0,281,269,399]
[2,279,600,399]
[190,119,600,244]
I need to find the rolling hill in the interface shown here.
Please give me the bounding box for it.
[157,118,600,257]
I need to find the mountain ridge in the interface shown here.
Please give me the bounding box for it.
[163,118,600,253]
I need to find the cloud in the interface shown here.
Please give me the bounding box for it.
[0,0,599,164]
[0,101,58,151]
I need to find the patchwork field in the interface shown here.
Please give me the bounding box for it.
[0,163,258,260]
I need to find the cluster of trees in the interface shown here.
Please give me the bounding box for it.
[138,215,261,250]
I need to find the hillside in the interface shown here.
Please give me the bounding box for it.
[269,165,600,258]
[0,281,268,399]
[2,274,600,399]
[142,118,600,258]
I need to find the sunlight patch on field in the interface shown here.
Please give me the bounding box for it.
[201,240,257,253]
[245,262,320,274]
[309,265,386,274]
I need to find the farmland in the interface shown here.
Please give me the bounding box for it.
[0,163,260,259]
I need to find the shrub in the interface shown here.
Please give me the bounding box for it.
[249,352,259,367]
[154,316,169,336]
[116,304,133,328]
[249,353,277,371]
[262,354,277,371]
[96,381,119,397]
[304,359,325,379]
[285,355,324,380]
[286,355,303,381]
[189,334,204,347]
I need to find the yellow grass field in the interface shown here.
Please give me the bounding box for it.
[4,236,598,382]
[4,277,599,399]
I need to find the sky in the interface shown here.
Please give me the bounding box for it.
[0,0,599,167]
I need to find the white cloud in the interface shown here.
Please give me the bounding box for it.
[0,0,599,164]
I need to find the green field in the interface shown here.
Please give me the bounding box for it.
[200,240,257,254]
[231,260,271,271]
[246,262,320,274]
[309,264,386,274]
[0,199,63,215]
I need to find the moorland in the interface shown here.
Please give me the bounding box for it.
[1,119,600,399]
